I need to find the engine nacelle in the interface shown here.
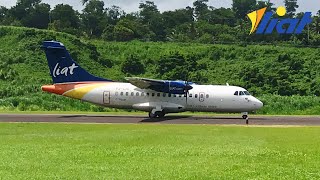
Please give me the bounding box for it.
[149,81,193,94]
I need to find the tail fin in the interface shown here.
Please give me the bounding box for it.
[42,41,112,84]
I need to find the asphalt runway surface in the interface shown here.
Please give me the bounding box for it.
[0,114,320,126]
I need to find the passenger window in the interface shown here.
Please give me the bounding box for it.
[131,92,134,96]
[152,93,155,97]
[147,93,150,96]
[141,92,145,96]
[234,91,238,96]
[120,92,124,96]
[163,93,166,97]
[136,92,139,96]
[240,91,245,96]
[195,94,198,98]
[206,94,209,98]
[126,92,129,96]
[115,92,119,96]
[200,94,204,98]
[189,94,193,98]
[157,93,160,97]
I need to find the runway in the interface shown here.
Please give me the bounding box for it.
[0,114,320,126]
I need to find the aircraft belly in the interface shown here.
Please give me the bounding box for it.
[133,102,185,113]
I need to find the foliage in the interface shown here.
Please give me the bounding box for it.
[121,55,145,75]
[0,0,319,45]
[285,0,299,17]
[0,26,319,114]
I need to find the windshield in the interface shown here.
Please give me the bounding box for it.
[234,91,251,96]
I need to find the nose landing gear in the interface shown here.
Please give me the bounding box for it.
[242,112,249,125]
[242,115,248,119]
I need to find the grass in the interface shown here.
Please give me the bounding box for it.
[0,123,320,179]
[0,110,319,118]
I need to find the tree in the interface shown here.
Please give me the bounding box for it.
[284,0,299,17]
[313,13,320,34]
[139,1,165,41]
[193,0,210,21]
[121,55,145,75]
[157,52,191,80]
[0,6,8,24]
[50,4,80,32]
[25,3,50,29]
[232,0,256,19]
[105,5,125,25]
[81,0,106,37]
[81,0,89,5]
[208,8,236,26]
[256,0,275,11]
[162,8,194,30]
[9,0,50,28]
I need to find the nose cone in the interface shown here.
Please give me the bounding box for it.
[253,97,263,109]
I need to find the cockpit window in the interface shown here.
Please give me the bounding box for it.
[244,91,251,95]
[239,91,245,96]
[234,91,238,96]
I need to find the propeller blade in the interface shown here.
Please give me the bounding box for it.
[185,90,188,104]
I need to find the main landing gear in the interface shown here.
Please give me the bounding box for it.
[149,111,165,118]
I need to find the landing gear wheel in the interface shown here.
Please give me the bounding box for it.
[156,111,165,118]
[242,115,248,120]
[149,112,157,118]
[149,111,165,118]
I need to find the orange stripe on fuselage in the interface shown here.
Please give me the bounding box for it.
[42,82,112,96]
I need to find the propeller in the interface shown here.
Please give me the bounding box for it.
[183,68,193,104]
[184,81,193,104]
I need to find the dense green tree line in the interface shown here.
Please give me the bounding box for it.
[0,26,319,114]
[0,0,320,45]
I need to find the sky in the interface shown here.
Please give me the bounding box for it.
[0,0,318,14]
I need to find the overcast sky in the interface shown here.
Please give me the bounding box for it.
[0,0,318,14]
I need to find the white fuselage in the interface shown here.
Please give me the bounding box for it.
[79,83,263,113]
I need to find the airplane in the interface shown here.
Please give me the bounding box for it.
[41,41,263,119]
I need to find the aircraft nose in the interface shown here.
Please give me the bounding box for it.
[253,98,263,109]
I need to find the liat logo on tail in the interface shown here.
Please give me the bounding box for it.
[42,41,112,84]
[53,63,79,77]
[247,6,312,35]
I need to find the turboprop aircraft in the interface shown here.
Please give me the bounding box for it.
[41,41,263,119]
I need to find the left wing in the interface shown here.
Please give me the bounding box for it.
[125,77,192,94]
[125,77,165,90]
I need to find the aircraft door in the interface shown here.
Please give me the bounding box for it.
[103,91,110,104]
[199,92,205,102]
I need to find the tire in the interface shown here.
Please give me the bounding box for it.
[149,112,157,118]
[156,111,165,118]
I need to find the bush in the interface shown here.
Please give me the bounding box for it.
[121,55,145,75]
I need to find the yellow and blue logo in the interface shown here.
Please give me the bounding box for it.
[247,6,312,35]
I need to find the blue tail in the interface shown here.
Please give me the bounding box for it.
[42,41,112,84]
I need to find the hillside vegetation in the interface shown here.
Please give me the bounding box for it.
[0,26,319,115]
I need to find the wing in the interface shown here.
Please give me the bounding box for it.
[125,77,193,94]
[125,77,166,90]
